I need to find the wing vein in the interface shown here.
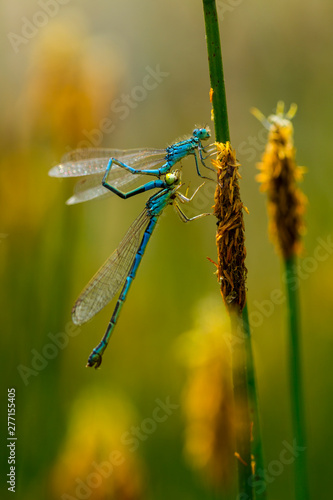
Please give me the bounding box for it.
[72,208,151,324]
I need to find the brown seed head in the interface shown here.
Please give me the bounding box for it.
[212,142,248,312]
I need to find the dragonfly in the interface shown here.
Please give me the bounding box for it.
[69,169,209,368]
[48,127,215,204]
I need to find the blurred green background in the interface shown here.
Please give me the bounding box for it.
[1,1,333,499]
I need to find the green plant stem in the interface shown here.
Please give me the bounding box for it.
[202,3,263,498]
[285,256,309,500]
[242,304,267,499]
[202,0,230,143]
[230,310,254,499]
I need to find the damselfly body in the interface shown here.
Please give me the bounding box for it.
[49,127,214,204]
[72,170,208,368]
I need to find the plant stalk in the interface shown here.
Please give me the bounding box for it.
[202,0,230,143]
[285,256,309,500]
[202,2,265,498]
[242,304,266,498]
[230,309,254,499]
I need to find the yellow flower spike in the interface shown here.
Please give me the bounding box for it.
[253,102,307,258]
[255,104,310,500]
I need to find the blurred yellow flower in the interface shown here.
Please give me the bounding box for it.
[18,17,123,149]
[50,388,146,500]
[0,15,123,233]
[176,297,236,491]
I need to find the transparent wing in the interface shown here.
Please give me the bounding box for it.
[72,208,151,325]
[62,148,140,162]
[66,169,153,205]
[49,148,166,178]
[66,174,111,205]
[203,143,217,155]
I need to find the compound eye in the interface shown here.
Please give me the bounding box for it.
[202,128,210,139]
[165,172,175,185]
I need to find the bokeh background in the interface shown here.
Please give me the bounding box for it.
[1,1,332,499]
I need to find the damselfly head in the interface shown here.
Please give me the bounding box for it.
[165,169,181,186]
[193,127,211,141]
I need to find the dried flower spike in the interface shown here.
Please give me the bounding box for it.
[212,142,248,312]
[253,101,307,258]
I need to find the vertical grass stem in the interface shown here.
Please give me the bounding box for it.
[285,256,309,500]
[202,2,265,498]
[202,0,230,143]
